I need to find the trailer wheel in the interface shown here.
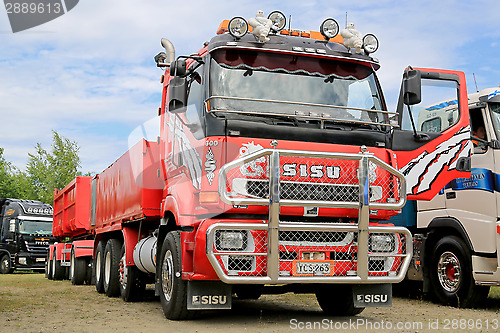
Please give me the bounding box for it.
[45,251,51,279]
[103,238,122,297]
[0,254,13,274]
[119,244,145,302]
[52,252,65,280]
[159,231,194,320]
[70,249,87,285]
[95,240,105,293]
[430,236,490,307]
[316,285,364,316]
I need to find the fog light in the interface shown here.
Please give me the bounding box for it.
[369,234,395,252]
[215,230,248,251]
[228,17,248,39]
[320,18,339,40]
[363,33,379,54]
[268,11,286,33]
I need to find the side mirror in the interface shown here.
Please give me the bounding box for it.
[168,77,187,113]
[170,59,187,77]
[403,69,422,105]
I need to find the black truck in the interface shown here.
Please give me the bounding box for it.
[0,198,55,273]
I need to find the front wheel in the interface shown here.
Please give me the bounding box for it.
[159,231,194,320]
[430,236,490,308]
[0,254,13,274]
[316,285,364,316]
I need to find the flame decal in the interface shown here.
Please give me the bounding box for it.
[400,126,472,195]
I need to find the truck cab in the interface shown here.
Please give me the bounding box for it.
[392,87,500,307]
[0,198,55,273]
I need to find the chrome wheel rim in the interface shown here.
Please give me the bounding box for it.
[70,253,75,280]
[119,253,127,290]
[104,251,111,285]
[96,251,102,284]
[162,250,174,302]
[437,251,461,293]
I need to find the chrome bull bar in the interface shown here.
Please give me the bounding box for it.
[207,148,412,284]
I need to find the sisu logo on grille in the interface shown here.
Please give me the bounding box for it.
[282,163,341,179]
[4,0,79,33]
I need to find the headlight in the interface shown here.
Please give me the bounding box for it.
[369,234,395,252]
[363,34,379,54]
[228,17,248,39]
[18,257,27,265]
[268,10,286,32]
[215,230,248,251]
[320,18,339,40]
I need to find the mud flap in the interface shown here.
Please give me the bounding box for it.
[187,281,232,310]
[353,284,392,307]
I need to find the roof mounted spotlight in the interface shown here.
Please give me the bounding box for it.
[362,33,379,54]
[320,18,339,41]
[268,10,286,33]
[228,17,249,40]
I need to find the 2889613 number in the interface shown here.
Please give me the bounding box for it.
[5,2,62,14]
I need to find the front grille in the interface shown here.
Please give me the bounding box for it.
[25,242,50,254]
[244,180,359,202]
[279,230,354,246]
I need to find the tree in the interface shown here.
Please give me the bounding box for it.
[24,131,82,204]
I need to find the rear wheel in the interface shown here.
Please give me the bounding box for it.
[119,244,145,302]
[316,285,364,316]
[52,251,65,280]
[70,249,87,285]
[430,236,490,307]
[95,240,105,293]
[103,238,122,297]
[159,231,194,320]
[0,254,13,274]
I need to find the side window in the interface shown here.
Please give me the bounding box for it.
[470,107,488,153]
[185,73,202,125]
[401,79,459,133]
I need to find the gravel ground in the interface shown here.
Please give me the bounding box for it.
[1,272,500,332]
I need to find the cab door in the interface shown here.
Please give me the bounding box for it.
[392,68,471,201]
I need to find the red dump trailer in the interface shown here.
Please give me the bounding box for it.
[47,139,162,288]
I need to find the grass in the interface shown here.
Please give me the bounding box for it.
[489,286,500,298]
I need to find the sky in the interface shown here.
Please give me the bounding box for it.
[1,0,500,174]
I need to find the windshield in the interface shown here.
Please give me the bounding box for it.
[208,50,388,127]
[18,220,52,235]
[489,102,500,139]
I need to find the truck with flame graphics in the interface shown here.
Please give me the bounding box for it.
[46,11,472,319]
[392,87,500,307]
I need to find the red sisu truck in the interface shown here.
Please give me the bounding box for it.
[47,11,473,320]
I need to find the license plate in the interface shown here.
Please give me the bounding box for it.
[36,258,45,262]
[292,260,335,276]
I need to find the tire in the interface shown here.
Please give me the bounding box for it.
[45,251,52,279]
[159,231,194,320]
[70,249,87,285]
[316,285,365,316]
[95,240,105,293]
[103,238,122,297]
[234,285,264,300]
[0,253,13,274]
[430,236,490,308]
[52,253,65,280]
[119,244,145,302]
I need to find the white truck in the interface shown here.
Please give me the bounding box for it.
[392,87,500,307]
